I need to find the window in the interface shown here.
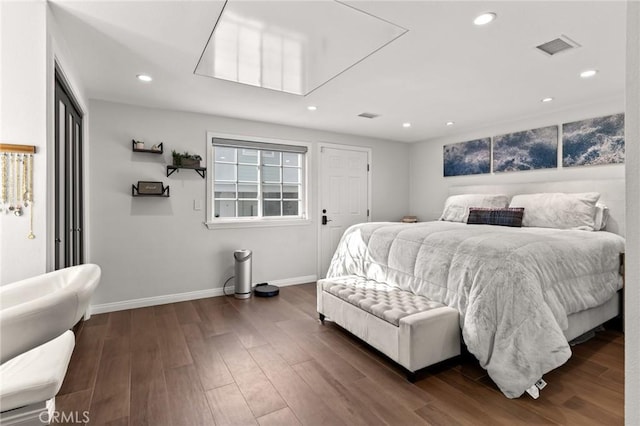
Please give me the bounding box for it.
[207,135,308,227]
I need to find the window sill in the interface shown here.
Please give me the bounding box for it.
[204,218,312,230]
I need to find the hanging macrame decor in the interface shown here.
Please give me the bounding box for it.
[0,144,36,239]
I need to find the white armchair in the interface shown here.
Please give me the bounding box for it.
[0,264,100,424]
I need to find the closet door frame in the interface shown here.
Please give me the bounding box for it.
[54,65,85,270]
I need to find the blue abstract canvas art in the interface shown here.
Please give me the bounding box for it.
[562,113,624,167]
[493,126,558,173]
[443,138,490,177]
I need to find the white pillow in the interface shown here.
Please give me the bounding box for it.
[594,202,609,231]
[440,194,509,222]
[509,192,601,231]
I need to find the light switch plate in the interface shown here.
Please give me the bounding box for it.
[194,200,202,211]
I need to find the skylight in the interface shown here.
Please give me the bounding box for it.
[194,1,407,96]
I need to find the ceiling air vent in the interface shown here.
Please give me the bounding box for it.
[358,112,379,119]
[536,35,580,56]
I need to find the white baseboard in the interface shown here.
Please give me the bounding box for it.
[270,274,317,287]
[89,274,317,315]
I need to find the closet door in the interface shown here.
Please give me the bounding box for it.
[54,69,84,269]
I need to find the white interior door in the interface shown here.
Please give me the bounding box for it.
[319,146,370,278]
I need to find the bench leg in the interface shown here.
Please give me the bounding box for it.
[319,313,325,324]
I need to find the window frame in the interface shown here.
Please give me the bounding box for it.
[205,132,311,229]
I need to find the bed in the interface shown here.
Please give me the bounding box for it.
[324,180,625,399]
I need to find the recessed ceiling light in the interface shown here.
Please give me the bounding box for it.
[541,97,554,103]
[446,121,455,126]
[402,122,411,128]
[474,12,497,26]
[137,74,153,82]
[580,69,598,78]
[307,105,317,111]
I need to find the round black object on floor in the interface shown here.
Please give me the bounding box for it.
[254,284,279,297]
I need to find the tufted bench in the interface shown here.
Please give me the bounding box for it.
[317,275,460,379]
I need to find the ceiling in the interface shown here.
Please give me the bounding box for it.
[49,1,626,143]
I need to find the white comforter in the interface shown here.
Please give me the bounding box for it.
[327,221,624,398]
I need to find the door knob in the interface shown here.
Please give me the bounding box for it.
[322,215,332,225]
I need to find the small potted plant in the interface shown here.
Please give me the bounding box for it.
[172,150,202,168]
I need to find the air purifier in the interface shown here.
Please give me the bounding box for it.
[233,249,252,299]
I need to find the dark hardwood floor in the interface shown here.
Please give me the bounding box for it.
[55,283,624,425]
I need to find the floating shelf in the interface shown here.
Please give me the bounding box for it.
[132,140,163,154]
[166,165,206,179]
[131,183,170,197]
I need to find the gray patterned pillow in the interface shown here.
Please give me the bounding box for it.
[467,207,525,227]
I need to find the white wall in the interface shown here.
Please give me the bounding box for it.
[408,99,624,221]
[625,1,639,423]
[88,100,409,308]
[0,1,48,284]
[46,3,90,271]
[0,2,87,285]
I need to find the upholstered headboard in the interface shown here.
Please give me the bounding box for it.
[449,179,625,236]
